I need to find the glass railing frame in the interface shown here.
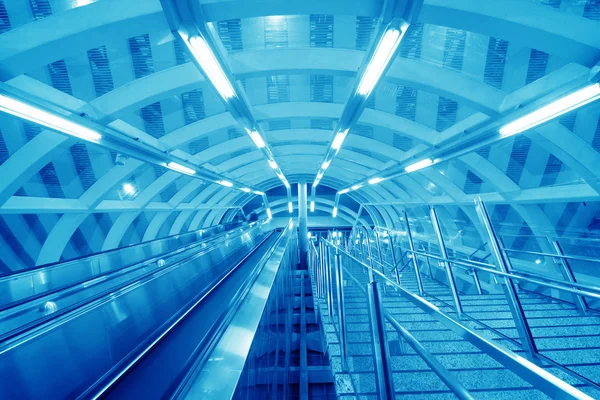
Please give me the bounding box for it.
[319,239,592,400]
[310,238,475,400]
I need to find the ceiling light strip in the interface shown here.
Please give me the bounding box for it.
[339,81,600,196]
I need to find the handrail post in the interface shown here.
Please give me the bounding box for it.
[362,227,376,282]
[474,198,538,362]
[388,231,401,285]
[334,250,348,370]
[367,281,395,400]
[430,206,463,318]
[325,243,335,317]
[471,268,483,295]
[374,230,388,293]
[320,243,327,298]
[552,240,588,314]
[424,253,433,277]
[315,245,322,298]
[403,210,425,296]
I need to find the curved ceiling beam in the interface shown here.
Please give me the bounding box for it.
[92,51,501,123]
[200,0,381,21]
[162,102,438,150]
[224,156,412,203]
[205,172,396,227]
[457,153,558,250]
[262,199,373,229]
[420,0,600,67]
[0,0,167,80]
[194,129,408,164]
[530,121,600,195]
[2,0,596,85]
[231,49,503,116]
[36,158,146,265]
[198,0,600,66]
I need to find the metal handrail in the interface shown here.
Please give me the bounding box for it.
[325,240,592,400]
[323,240,474,400]
[375,224,600,244]
[406,249,600,300]
[373,225,600,264]
[468,242,488,259]
[503,247,600,264]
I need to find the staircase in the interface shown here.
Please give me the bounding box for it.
[402,267,600,397]
[312,246,600,399]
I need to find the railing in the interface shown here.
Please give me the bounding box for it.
[173,220,296,400]
[310,238,592,400]
[0,220,263,308]
[349,199,600,392]
[309,239,475,400]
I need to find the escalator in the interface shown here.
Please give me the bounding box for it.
[89,229,285,399]
[0,221,289,399]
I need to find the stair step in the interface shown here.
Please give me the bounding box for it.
[313,260,600,399]
[393,369,546,393]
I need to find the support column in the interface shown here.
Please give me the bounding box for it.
[474,198,538,362]
[298,181,308,269]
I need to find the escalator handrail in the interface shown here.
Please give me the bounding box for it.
[0,220,261,278]
[0,225,267,350]
[0,223,260,313]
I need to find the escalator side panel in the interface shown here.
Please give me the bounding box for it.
[99,233,282,400]
[0,221,250,307]
[0,230,267,399]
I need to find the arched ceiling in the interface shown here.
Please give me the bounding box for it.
[0,0,599,271]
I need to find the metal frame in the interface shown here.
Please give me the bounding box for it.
[551,240,589,314]
[322,240,592,400]
[474,198,539,362]
[333,248,348,370]
[402,210,425,295]
[430,206,463,318]
[367,281,396,400]
[318,239,475,400]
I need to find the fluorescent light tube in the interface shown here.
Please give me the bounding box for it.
[357,27,405,96]
[310,201,315,212]
[332,207,338,218]
[167,162,196,175]
[254,190,264,195]
[288,202,293,213]
[339,188,349,194]
[241,188,251,193]
[317,172,323,180]
[368,177,384,185]
[217,180,233,187]
[247,130,265,148]
[266,208,272,219]
[352,184,361,191]
[500,83,600,137]
[188,36,235,100]
[405,158,433,173]
[0,94,102,142]
[322,160,331,170]
[331,130,348,150]
[268,160,278,169]
[284,180,290,189]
